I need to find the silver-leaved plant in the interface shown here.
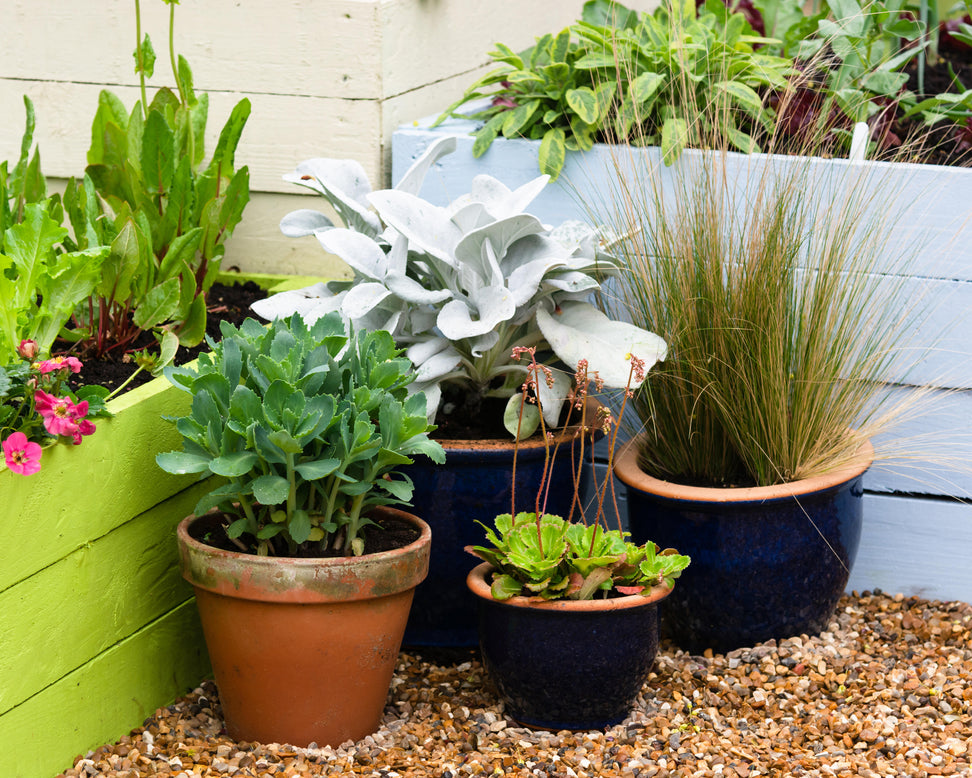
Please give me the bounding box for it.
[251,137,667,437]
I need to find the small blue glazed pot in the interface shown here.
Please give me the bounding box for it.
[615,437,871,654]
[404,435,579,647]
[467,562,671,731]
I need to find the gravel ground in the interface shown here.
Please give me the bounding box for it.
[59,590,972,778]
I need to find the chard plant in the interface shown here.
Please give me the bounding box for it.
[156,313,445,557]
[252,136,665,438]
[467,349,690,601]
[0,99,110,365]
[62,0,251,367]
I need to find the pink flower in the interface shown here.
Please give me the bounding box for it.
[35,356,83,374]
[2,432,42,476]
[34,390,83,437]
[17,339,38,360]
[71,417,96,445]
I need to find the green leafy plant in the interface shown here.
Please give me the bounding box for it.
[252,137,665,438]
[156,313,445,557]
[466,348,689,601]
[433,0,794,177]
[62,0,251,366]
[0,98,110,366]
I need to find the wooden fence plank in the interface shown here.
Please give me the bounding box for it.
[0,600,209,778]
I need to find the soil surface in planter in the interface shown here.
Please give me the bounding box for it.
[191,510,420,558]
[69,281,268,396]
[57,589,972,777]
[898,53,972,166]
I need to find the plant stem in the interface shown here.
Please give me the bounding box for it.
[135,0,148,119]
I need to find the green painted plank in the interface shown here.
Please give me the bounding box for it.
[0,480,211,715]
[0,599,210,778]
[2,374,199,593]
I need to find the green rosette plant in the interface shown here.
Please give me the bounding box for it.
[62,0,251,367]
[466,348,690,601]
[156,313,446,557]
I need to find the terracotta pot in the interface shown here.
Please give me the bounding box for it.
[406,408,598,648]
[466,562,671,730]
[614,437,872,653]
[177,506,431,747]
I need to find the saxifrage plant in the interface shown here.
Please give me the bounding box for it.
[156,313,445,557]
[467,348,689,601]
[62,0,251,369]
[251,137,663,438]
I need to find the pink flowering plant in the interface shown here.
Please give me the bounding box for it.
[0,340,109,476]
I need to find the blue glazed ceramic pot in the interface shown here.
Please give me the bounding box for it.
[404,435,580,647]
[615,437,871,654]
[467,562,672,730]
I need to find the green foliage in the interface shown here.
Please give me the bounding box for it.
[434,0,793,177]
[467,512,690,600]
[0,99,109,365]
[156,313,445,557]
[62,2,251,365]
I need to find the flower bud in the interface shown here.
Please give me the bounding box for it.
[17,339,38,360]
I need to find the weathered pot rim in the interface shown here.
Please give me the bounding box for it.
[466,561,672,612]
[614,435,874,504]
[177,505,431,604]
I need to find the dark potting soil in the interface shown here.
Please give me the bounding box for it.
[188,510,421,558]
[897,52,972,167]
[69,280,269,395]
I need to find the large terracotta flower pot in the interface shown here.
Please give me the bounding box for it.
[405,430,586,648]
[177,505,431,747]
[615,438,872,653]
[466,562,671,731]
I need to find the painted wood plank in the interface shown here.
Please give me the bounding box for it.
[0,480,209,716]
[0,80,382,194]
[1,374,194,593]
[218,191,352,278]
[847,492,972,603]
[392,121,972,283]
[4,0,384,101]
[0,600,209,778]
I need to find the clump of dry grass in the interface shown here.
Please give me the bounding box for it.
[594,127,931,488]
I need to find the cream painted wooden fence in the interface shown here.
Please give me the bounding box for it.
[1,0,630,278]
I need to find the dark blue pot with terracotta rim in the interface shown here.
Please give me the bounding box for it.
[467,562,672,731]
[404,432,581,647]
[614,437,871,655]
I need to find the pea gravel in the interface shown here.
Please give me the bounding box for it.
[59,591,972,778]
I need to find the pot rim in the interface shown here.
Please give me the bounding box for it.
[432,397,602,452]
[613,435,873,504]
[177,505,431,603]
[465,561,672,612]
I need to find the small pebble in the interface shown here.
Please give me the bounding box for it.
[54,592,972,777]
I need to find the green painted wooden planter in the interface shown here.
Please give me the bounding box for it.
[0,272,317,778]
